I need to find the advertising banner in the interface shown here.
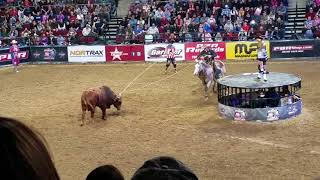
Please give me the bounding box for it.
[68,45,106,62]
[30,46,68,62]
[0,46,29,65]
[106,45,145,61]
[270,40,315,58]
[144,43,185,62]
[185,42,226,61]
[218,99,302,122]
[226,41,270,60]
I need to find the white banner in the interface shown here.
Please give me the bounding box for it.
[68,46,106,62]
[144,43,185,62]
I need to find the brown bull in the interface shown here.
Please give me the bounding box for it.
[81,86,122,126]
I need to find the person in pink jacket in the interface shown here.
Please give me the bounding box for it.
[9,40,20,73]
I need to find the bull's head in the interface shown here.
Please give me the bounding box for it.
[113,95,122,110]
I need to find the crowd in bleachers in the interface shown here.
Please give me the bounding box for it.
[304,0,320,39]
[117,0,288,44]
[0,0,117,47]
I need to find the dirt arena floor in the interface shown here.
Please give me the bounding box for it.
[0,61,320,180]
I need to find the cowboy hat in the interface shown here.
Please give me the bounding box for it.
[11,40,18,44]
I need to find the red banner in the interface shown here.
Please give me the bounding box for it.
[106,45,145,61]
[185,42,226,61]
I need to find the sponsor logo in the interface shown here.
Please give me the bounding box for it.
[288,105,298,116]
[235,43,258,55]
[70,50,103,57]
[110,47,127,60]
[147,47,182,58]
[267,109,280,121]
[33,51,41,58]
[186,43,225,53]
[44,48,56,60]
[58,51,66,58]
[234,109,246,121]
[272,45,313,52]
[0,51,28,61]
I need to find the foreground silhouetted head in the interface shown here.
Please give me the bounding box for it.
[86,165,124,180]
[0,117,60,180]
[131,156,198,180]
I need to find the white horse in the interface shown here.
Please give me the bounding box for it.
[193,60,226,100]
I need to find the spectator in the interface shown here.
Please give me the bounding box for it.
[86,165,124,180]
[0,116,60,180]
[230,6,239,22]
[21,27,31,37]
[134,24,144,37]
[201,32,213,42]
[183,14,191,27]
[215,32,223,41]
[306,7,316,20]
[128,16,138,29]
[200,13,208,24]
[147,23,159,41]
[168,32,177,42]
[137,16,145,27]
[68,27,77,44]
[248,27,256,40]
[275,17,285,38]
[175,14,183,31]
[271,26,282,40]
[221,5,231,17]
[277,2,287,20]
[131,156,198,180]
[56,34,65,45]
[40,33,48,45]
[238,28,247,41]
[82,24,92,36]
[9,27,18,38]
[224,20,234,33]
[124,23,133,43]
[92,17,105,35]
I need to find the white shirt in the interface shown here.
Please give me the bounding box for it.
[82,27,91,36]
[257,43,268,59]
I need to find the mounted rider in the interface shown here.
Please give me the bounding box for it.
[196,46,225,80]
[197,46,217,67]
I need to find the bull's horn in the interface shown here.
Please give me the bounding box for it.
[118,93,122,97]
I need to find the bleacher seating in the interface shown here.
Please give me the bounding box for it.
[0,0,117,46]
[116,0,289,44]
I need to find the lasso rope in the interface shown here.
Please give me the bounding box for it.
[125,63,193,93]
[119,63,155,96]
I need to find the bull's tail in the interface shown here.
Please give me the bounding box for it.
[81,93,95,126]
[81,95,94,111]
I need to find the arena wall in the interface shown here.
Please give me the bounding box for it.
[0,40,319,66]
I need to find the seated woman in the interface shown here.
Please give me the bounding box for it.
[0,116,60,180]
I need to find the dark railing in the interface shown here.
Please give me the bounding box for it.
[0,35,103,47]
[0,29,286,47]
[112,30,282,44]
